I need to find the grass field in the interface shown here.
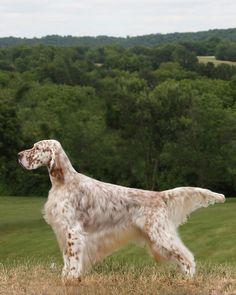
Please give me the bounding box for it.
[197,56,236,66]
[0,196,236,294]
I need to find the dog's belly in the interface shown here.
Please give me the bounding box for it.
[82,225,144,267]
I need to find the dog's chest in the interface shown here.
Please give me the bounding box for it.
[43,196,69,249]
[44,199,60,225]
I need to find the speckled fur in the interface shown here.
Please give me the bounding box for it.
[18,139,225,284]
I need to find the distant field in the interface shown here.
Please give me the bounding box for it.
[198,56,236,66]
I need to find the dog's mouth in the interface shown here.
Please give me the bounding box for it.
[18,159,28,170]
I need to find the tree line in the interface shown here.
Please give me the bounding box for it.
[0,28,236,50]
[0,43,236,196]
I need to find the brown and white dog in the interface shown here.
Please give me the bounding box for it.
[18,139,225,285]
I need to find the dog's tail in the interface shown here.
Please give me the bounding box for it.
[162,187,225,227]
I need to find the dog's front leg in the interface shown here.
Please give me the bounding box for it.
[62,251,70,278]
[62,224,85,285]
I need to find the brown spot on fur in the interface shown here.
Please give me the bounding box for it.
[153,251,162,262]
[50,167,64,180]
[26,152,35,167]
[50,153,64,181]
[43,147,51,153]
[67,248,74,256]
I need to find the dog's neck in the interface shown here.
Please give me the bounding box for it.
[49,148,77,185]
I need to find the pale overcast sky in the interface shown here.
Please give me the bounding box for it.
[0,0,235,37]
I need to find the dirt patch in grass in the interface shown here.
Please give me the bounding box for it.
[0,263,236,295]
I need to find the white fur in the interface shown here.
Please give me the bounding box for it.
[18,139,225,284]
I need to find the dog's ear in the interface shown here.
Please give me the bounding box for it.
[49,150,64,181]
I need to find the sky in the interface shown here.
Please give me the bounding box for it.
[0,0,235,38]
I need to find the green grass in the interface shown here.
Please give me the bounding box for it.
[0,196,236,267]
[0,197,60,265]
[197,56,236,66]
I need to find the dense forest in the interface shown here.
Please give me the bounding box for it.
[0,38,236,196]
[1,28,236,49]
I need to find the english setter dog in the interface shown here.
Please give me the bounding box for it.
[18,139,225,285]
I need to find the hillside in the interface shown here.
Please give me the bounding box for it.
[1,42,236,196]
[0,28,236,48]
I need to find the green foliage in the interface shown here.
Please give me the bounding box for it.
[216,42,236,61]
[157,79,236,192]
[0,97,23,195]
[0,43,236,195]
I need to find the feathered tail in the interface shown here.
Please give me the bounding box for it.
[162,187,225,227]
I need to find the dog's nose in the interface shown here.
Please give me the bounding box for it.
[18,152,23,160]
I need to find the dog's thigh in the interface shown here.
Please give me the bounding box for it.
[136,211,195,277]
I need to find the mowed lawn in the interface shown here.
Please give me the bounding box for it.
[0,196,236,267]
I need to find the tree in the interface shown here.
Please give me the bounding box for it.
[172,45,198,70]
[216,42,236,61]
[0,97,22,194]
[155,79,236,193]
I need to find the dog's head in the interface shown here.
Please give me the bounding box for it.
[18,139,64,179]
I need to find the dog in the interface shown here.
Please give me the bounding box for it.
[18,139,225,285]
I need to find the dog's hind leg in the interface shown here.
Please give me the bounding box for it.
[140,213,195,276]
[150,232,195,276]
